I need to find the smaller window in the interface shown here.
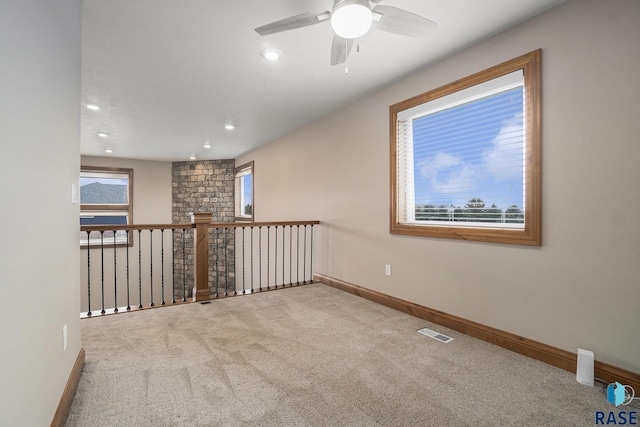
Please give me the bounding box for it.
[80,166,133,247]
[235,161,253,221]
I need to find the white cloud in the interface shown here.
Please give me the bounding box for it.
[418,152,478,195]
[431,163,477,194]
[483,112,524,180]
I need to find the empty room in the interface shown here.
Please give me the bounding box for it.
[1,1,639,426]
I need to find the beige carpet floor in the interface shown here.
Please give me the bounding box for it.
[66,283,612,426]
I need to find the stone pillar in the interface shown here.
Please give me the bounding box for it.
[172,160,235,300]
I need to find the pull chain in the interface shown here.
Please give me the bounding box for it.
[345,37,349,75]
[345,39,361,75]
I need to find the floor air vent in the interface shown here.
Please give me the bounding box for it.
[418,328,454,343]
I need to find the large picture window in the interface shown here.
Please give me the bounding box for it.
[80,166,133,247]
[390,50,541,245]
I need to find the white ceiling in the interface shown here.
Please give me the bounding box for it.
[81,0,565,161]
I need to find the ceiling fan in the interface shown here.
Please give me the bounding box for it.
[255,0,437,66]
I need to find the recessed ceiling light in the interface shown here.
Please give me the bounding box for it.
[203,141,211,149]
[261,48,282,61]
[97,132,109,138]
[225,124,235,131]
[189,155,196,160]
[104,148,113,153]
[85,103,101,111]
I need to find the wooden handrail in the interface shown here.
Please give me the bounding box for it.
[80,220,320,232]
[80,223,194,232]
[208,220,320,228]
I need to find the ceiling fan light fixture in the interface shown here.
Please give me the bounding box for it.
[331,0,373,39]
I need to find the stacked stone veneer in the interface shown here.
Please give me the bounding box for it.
[172,160,235,299]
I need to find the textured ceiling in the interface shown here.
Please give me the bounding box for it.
[81,0,565,161]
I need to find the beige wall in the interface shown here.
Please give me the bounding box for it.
[0,1,82,425]
[238,0,640,373]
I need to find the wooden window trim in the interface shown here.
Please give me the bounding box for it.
[390,50,541,246]
[80,165,134,248]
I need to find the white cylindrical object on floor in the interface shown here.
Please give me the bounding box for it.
[576,348,594,386]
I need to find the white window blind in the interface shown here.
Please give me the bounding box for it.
[396,70,526,229]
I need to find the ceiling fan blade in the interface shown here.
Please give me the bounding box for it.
[372,5,436,37]
[255,10,331,36]
[330,34,354,66]
[369,0,385,3]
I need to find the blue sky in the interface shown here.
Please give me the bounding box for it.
[412,87,524,211]
[243,174,252,206]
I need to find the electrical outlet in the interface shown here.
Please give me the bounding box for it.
[62,325,67,351]
[385,264,392,276]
